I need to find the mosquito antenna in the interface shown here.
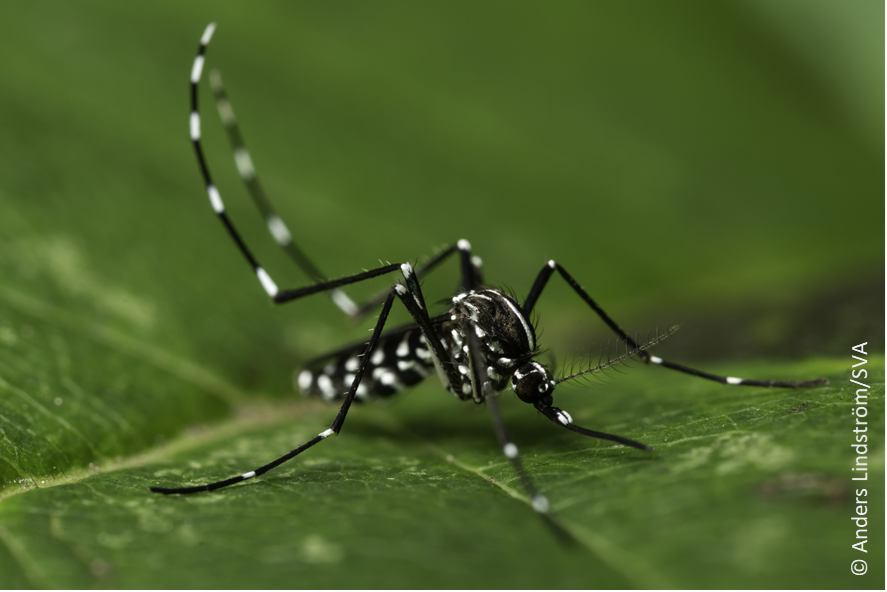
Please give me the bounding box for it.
[555,325,680,385]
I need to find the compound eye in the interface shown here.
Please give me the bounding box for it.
[511,362,554,404]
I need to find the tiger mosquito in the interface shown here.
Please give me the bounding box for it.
[150,24,827,517]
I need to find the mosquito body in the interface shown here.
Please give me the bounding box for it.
[300,286,534,404]
[151,24,826,518]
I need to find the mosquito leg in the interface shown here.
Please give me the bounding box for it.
[522,260,827,388]
[208,71,333,286]
[465,322,576,542]
[190,24,359,316]
[352,237,484,318]
[150,291,398,494]
[464,324,550,514]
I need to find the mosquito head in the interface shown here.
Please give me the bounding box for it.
[512,358,653,451]
[511,361,556,407]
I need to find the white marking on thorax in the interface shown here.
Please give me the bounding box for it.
[462,301,480,322]
[726,376,743,385]
[500,297,534,351]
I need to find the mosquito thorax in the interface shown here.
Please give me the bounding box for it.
[511,361,555,406]
[459,290,532,346]
[443,288,538,401]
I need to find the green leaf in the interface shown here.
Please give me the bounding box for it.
[0,359,882,588]
[0,0,882,589]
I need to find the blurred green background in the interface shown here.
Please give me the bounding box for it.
[0,0,882,588]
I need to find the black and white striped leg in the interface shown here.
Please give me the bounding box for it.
[149,429,334,494]
[208,70,335,287]
[464,323,551,515]
[190,58,419,313]
[150,291,398,495]
[190,24,284,302]
[191,23,357,316]
[208,68,359,317]
[194,26,485,322]
[522,260,827,388]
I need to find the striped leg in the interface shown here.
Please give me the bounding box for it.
[196,26,483,321]
[150,290,396,494]
[152,263,462,494]
[190,23,363,315]
[465,320,578,543]
[207,68,358,316]
[522,260,827,388]
[464,324,552,516]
